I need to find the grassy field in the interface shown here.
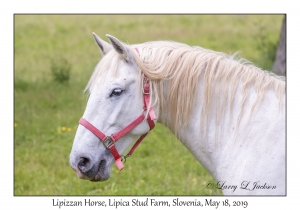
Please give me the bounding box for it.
[14,14,284,196]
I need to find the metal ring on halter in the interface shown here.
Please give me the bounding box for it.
[121,154,130,163]
[103,136,114,149]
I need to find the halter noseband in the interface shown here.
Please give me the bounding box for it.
[78,48,156,170]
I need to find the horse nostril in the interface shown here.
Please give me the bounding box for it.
[77,157,92,173]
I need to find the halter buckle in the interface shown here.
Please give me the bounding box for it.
[103,136,114,149]
[143,77,150,95]
[143,89,150,95]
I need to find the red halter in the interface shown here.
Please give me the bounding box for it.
[78,48,156,170]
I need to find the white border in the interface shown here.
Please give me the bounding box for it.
[3,1,299,209]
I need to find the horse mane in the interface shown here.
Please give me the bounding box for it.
[85,40,285,139]
[130,41,286,136]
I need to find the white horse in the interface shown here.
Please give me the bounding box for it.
[70,33,286,195]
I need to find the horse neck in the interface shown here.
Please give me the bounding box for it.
[156,69,285,182]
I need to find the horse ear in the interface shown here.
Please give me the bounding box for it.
[92,32,112,56]
[106,34,130,62]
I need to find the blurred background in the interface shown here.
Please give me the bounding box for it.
[14,14,285,195]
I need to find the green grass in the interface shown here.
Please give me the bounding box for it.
[14,14,284,195]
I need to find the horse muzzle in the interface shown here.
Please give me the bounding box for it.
[70,154,111,181]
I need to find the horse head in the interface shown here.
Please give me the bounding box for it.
[69,34,156,181]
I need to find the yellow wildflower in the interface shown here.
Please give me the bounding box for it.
[14,123,17,127]
[67,127,72,132]
[62,127,67,131]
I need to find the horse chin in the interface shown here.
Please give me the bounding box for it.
[90,160,111,182]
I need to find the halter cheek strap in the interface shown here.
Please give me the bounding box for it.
[79,48,156,170]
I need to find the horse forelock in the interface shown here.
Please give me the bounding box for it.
[85,50,121,94]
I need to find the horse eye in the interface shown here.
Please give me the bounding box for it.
[110,88,124,97]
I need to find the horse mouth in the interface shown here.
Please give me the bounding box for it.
[90,160,110,182]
